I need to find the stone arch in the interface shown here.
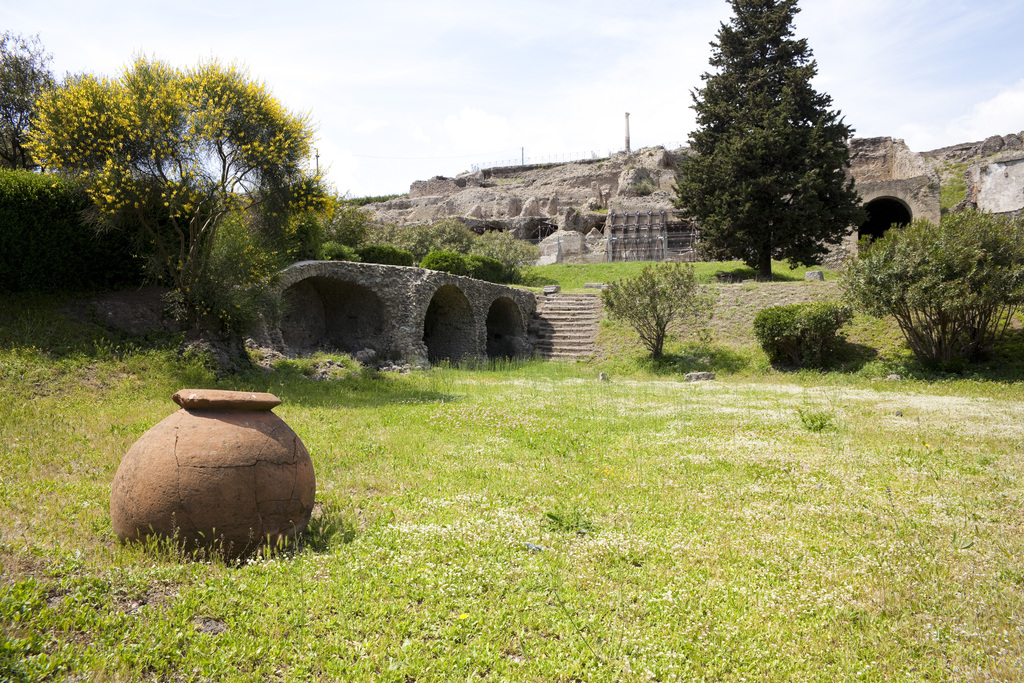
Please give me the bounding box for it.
[859,196,912,241]
[422,284,476,363]
[280,277,386,353]
[485,296,527,359]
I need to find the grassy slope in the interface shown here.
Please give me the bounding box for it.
[2,286,1024,681]
[522,259,839,291]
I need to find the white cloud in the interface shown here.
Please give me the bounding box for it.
[894,80,1024,151]
[443,108,513,155]
[353,119,389,135]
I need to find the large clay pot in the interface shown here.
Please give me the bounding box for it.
[111,389,316,558]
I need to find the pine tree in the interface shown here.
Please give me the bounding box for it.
[674,0,864,279]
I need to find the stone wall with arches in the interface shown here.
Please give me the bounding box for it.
[825,137,943,264]
[263,261,536,366]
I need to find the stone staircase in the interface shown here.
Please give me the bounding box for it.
[530,292,603,360]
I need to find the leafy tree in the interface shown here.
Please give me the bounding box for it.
[601,262,713,359]
[28,57,325,330]
[324,199,370,248]
[0,32,55,169]
[364,218,476,261]
[843,212,1024,368]
[470,229,539,283]
[674,0,864,280]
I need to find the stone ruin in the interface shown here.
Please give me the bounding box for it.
[364,133,1024,267]
[925,133,1024,216]
[365,146,683,244]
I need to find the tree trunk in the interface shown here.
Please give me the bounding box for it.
[758,249,773,281]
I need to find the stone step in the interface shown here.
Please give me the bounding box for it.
[531,292,603,361]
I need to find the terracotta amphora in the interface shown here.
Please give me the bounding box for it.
[111,389,315,558]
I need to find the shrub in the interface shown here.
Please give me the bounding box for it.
[419,250,469,276]
[753,301,852,368]
[323,200,370,248]
[470,230,539,283]
[320,241,359,262]
[465,255,505,283]
[601,262,713,359]
[164,212,283,338]
[0,170,143,292]
[843,212,1024,367]
[355,244,414,267]
[364,218,475,261]
[633,178,657,197]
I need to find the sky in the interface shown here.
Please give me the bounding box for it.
[3,0,1023,197]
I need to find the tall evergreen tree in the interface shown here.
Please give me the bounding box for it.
[674,0,864,279]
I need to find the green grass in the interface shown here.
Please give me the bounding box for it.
[3,296,1024,681]
[523,260,839,291]
[938,161,969,211]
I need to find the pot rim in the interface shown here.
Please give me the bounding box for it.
[172,389,282,411]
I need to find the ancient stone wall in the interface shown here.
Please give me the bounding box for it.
[267,261,536,366]
[967,152,1024,214]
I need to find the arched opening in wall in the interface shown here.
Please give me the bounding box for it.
[280,277,386,353]
[422,285,475,363]
[486,297,526,359]
[859,197,912,241]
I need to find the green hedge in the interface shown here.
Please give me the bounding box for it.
[321,241,360,262]
[753,301,852,368]
[355,244,414,267]
[0,170,143,293]
[419,250,468,276]
[465,255,505,283]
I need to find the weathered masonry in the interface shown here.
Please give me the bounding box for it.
[848,137,942,240]
[262,261,536,366]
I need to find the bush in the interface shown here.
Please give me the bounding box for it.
[465,255,505,282]
[419,250,469,276]
[601,262,713,359]
[753,301,852,368]
[356,244,414,267]
[323,200,370,248]
[364,218,476,261]
[0,170,143,292]
[321,241,359,262]
[166,212,284,338]
[843,212,1024,367]
[470,230,539,283]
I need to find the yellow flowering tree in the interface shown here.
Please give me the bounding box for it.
[28,57,326,329]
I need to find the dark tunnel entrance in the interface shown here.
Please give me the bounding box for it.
[422,285,476,363]
[485,297,527,360]
[859,197,912,241]
[280,278,386,354]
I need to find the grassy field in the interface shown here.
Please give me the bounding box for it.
[522,260,839,292]
[2,282,1024,681]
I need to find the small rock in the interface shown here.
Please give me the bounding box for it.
[543,285,561,295]
[805,270,824,281]
[355,348,377,364]
[886,374,902,381]
[584,282,604,289]
[895,410,903,417]
[524,542,544,553]
[685,372,716,382]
